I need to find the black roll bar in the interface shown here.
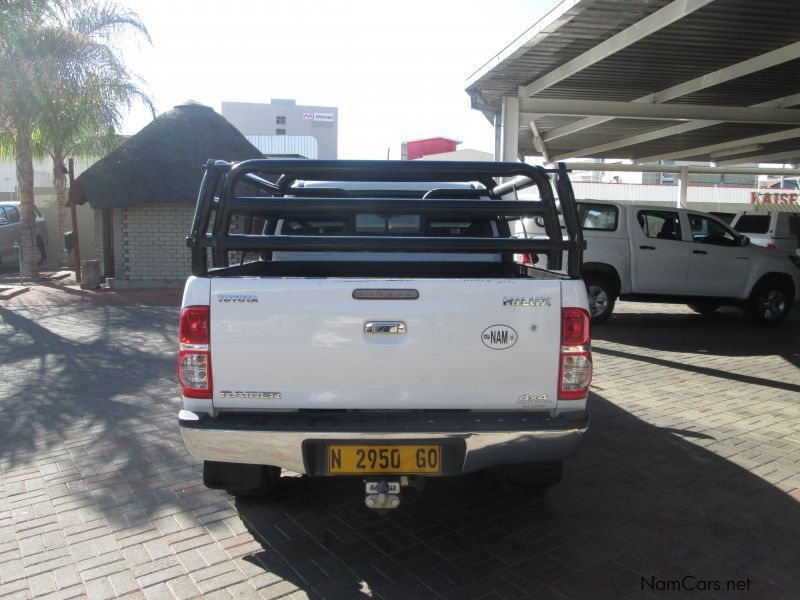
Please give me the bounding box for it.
[187,159,584,278]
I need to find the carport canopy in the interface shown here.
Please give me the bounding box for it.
[466,0,800,168]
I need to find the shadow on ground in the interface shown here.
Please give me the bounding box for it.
[234,391,800,599]
[595,303,799,364]
[0,301,199,530]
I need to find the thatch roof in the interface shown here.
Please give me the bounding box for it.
[71,102,263,209]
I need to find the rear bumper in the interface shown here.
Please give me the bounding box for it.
[178,409,588,475]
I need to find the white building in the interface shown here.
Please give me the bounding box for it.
[222,99,338,159]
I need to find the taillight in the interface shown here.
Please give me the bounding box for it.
[178,306,212,399]
[766,243,776,249]
[559,307,592,400]
[180,306,209,344]
[515,253,539,265]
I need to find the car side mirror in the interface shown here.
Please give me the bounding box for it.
[0,217,7,226]
[740,235,750,247]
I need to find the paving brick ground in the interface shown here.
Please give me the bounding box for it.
[1,282,799,599]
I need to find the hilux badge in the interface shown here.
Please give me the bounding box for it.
[503,296,551,307]
[481,325,517,350]
[216,294,258,303]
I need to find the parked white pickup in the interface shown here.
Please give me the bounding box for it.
[178,159,591,509]
[525,200,800,325]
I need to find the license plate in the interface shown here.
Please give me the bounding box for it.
[327,444,441,474]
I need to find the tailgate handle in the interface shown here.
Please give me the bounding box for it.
[365,321,407,335]
[353,289,419,300]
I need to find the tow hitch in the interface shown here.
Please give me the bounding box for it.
[365,480,401,510]
[363,476,428,510]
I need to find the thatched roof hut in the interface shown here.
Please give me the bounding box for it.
[72,101,262,208]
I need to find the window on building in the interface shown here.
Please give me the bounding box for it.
[276,116,286,125]
[276,128,286,135]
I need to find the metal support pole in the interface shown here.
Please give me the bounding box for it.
[493,111,502,161]
[500,96,520,163]
[68,158,81,283]
[677,166,689,208]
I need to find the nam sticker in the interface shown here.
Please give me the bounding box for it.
[481,325,518,350]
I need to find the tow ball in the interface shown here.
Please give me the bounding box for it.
[364,479,401,510]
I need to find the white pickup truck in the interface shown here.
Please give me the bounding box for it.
[177,160,591,509]
[525,201,800,325]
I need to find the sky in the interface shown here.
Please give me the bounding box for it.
[117,0,557,159]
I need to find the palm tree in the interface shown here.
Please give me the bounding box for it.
[0,0,52,277]
[35,3,153,266]
[0,0,151,277]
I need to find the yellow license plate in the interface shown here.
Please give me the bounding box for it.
[327,445,441,474]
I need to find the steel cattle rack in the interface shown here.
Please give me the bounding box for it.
[187,159,585,278]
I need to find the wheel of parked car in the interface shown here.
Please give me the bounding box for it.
[584,277,616,324]
[687,301,720,315]
[746,278,793,326]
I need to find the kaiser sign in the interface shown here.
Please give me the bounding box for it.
[751,191,799,205]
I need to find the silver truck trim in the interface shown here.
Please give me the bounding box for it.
[178,410,587,474]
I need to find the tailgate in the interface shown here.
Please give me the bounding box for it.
[209,278,562,411]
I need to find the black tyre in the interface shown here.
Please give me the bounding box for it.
[746,279,793,326]
[226,467,281,498]
[203,461,281,498]
[687,301,720,315]
[492,461,563,494]
[36,236,46,266]
[584,277,616,324]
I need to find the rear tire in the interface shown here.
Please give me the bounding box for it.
[584,277,616,325]
[203,461,281,498]
[492,461,563,494]
[687,301,720,315]
[746,279,793,326]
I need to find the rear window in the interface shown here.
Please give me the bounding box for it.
[282,219,346,236]
[224,214,500,267]
[734,215,770,234]
[276,216,498,237]
[577,203,618,231]
[355,214,421,234]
